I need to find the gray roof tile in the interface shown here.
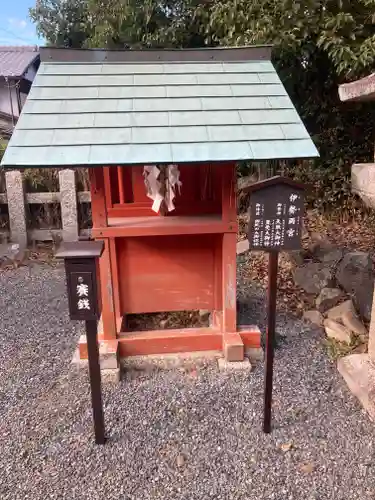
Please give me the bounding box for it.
[2,54,318,167]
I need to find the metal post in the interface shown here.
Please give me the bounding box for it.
[85,319,106,445]
[263,250,279,434]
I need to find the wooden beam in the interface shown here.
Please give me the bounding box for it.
[222,232,237,332]
[92,216,237,238]
[222,163,237,223]
[79,326,261,359]
[117,166,125,205]
[118,327,222,356]
[98,238,117,340]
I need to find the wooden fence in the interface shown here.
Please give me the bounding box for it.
[0,169,91,247]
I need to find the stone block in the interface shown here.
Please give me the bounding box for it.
[326,299,354,322]
[287,250,305,267]
[351,163,375,209]
[309,241,344,264]
[336,251,374,321]
[340,75,375,102]
[293,262,333,294]
[101,368,121,384]
[217,357,252,372]
[5,170,27,248]
[324,318,352,344]
[245,347,264,361]
[223,332,244,362]
[99,340,119,370]
[316,287,344,313]
[303,310,323,327]
[342,310,367,336]
[99,355,119,370]
[71,347,121,384]
[71,348,86,368]
[59,169,78,242]
[337,354,375,422]
[369,287,375,363]
[321,249,345,264]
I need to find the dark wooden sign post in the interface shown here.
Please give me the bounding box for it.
[246,176,305,433]
[55,241,106,445]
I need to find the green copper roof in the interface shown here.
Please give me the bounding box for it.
[1,47,318,168]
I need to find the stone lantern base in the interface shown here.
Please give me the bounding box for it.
[338,354,375,421]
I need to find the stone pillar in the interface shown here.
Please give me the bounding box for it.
[368,287,375,363]
[59,169,79,242]
[5,170,27,248]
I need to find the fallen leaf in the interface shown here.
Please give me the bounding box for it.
[280,441,293,452]
[300,462,315,474]
[176,454,185,467]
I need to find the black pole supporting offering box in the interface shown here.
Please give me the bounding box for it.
[56,241,106,445]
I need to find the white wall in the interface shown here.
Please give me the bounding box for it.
[0,81,20,118]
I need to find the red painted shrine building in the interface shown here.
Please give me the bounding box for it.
[1,46,318,364]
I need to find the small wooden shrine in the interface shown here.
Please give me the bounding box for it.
[1,46,318,363]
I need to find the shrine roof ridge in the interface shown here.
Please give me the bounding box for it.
[40,46,273,64]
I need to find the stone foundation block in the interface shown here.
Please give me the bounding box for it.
[338,354,375,422]
[223,332,244,362]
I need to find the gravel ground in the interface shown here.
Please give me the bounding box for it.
[1,263,375,500]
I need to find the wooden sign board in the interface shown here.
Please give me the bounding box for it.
[243,176,306,433]
[65,263,100,321]
[247,177,305,251]
[55,241,104,321]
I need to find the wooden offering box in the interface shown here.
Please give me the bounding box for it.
[89,163,260,360]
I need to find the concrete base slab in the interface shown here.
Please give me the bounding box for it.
[99,340,119,370]
[337,353,375,422]
[71,348,87,367]
[121,350,221,373]
[245,347,263,362]
[217,357,252,372]
[71,348,121,384]
[101,368,121,384]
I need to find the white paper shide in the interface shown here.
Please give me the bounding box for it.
[143,165,182,214]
